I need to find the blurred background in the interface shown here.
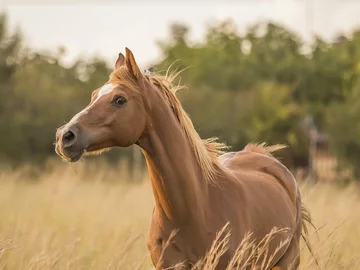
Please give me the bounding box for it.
[1,1,360,269]
[2,0,360,182]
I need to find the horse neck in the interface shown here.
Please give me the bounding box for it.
[138,94,208,225]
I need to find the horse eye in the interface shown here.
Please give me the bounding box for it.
[113,96,127,106]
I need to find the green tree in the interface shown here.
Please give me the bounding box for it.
[156,21,310,168]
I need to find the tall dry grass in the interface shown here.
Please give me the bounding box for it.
[0,160,359,269]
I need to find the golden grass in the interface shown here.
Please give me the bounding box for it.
[0,160,359,269]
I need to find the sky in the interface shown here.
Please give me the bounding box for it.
[2,0,360,68]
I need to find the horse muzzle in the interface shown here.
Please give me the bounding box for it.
[55,124,89,162]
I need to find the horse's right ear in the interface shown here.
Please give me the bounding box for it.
[115,53,125,69]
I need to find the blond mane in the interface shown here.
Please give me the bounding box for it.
[244,142,287,158]
[109,67,227,184]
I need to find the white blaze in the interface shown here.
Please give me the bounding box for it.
[69,83,115,124]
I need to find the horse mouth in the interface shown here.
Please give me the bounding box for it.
[55,143,85,163]
[67,151,84,162]
[54,133,110,162]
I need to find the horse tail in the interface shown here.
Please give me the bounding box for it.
[301,204,319,267]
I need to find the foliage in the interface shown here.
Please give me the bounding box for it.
[1,13,360,175]
[155,20,360,173]
[326,82,360,177]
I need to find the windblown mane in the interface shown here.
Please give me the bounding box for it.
[244,142,287,159]
[109,67,227,184]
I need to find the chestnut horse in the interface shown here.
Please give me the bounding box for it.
[55,48,313,269]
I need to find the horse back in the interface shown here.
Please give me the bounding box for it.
[220,149,298,204]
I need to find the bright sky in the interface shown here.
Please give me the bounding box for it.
[2,0,360,68]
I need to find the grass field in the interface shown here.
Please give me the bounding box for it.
[0,160,359,269]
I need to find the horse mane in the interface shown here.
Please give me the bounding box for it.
[109,67,228,184]
[244,142,287,158]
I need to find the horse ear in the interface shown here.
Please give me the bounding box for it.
[115,53,125,69]
[125,47,141,80]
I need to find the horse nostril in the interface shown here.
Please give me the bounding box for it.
[62,130,76,145]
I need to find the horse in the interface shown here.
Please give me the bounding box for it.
[55,48,313,269]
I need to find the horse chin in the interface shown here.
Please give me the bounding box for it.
[55,144,85,163]
[60,150,84,163]
[68,151,84,162]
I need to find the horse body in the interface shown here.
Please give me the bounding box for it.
[146,148,301,269]
[55,48,311,269]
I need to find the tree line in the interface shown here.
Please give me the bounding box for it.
[1,14,360,177]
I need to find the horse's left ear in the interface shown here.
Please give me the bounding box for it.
[125,47,142,80]
[115,53,125,69]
